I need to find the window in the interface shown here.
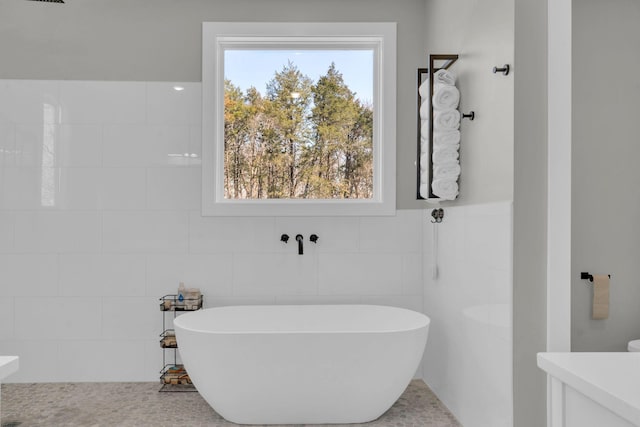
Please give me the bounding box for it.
[202,22,396,216]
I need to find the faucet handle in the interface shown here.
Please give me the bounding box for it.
[310,234,319,243]
[280,234,289,243]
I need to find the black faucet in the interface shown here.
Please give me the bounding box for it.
[295,234,304,255]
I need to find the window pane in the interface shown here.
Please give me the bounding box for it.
[223,49,374,200]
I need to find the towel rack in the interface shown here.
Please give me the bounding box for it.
[416,54,459,200]
[580,272,611,282]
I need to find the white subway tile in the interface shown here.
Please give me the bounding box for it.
[148,125,192,166]
[99,168,147,210]
[14,297,101,340]
[103,125,154,167]
[57,168,100,209]
[57,124,102,167]
[102,212,188,253]
[205,296,277,307]
[487,302,512,344]
[58,340,147,382]
[483,268,513,308]
[105,125,193,168]
[146,253,233,297]
[274,217,359,253]
[0,340,59,383]
[1,168,45,210]
[59,254,146,297]
[101,297,157,339]
[142,339,164,380]
[189,125,202,163]
[233,253,317,296]
[14,298,58,339]
[0,80,60,125]
[41,168,147,211]
[0,124,16,166]
[147,82,201,125]
[0,298,14,339]
[15,123,58,167]
[189,214,275,253]
[361,295,423,312]
[0,254,58,296]
[59,81,146,124]
[147,168,200,210]
[402,253,423,295]
[318,253,402,295]
[14,212,101,253]
[359,210,422,253]
[464,211,512,271]
[0,213,15,252]
[57,298,103,339]
[275,295,362,305]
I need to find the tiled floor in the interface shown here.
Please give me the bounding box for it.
[1,380,460,427]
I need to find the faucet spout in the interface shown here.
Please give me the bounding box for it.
[295,234,304,255]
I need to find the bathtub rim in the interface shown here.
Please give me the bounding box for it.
[173,304,430,335]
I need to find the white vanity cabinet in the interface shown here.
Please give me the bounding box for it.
[538,353,640,427]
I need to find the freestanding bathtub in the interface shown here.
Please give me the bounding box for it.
[174,304,430,425]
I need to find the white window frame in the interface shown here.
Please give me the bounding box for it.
[202,22,396,216]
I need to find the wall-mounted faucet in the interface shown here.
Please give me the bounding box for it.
[295,234,304,255]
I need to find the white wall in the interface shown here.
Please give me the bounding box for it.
[512,0,548,424]
[571,0,640,352]
[0,0,426,209]
[422,202,513,427]
[0,80,424,382]
[421,0,515,425]
[423,0,514,206]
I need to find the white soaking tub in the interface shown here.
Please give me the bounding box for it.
[174,304,430,425]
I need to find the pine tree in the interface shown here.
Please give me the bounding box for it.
[265,62,313,198]
[223,61,373,200]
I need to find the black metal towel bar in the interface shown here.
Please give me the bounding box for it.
[580,272,611,282]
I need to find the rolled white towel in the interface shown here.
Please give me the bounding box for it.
[419,100,430,120]
[420,120,430,139]
[432,84,460,110]
[420,167,430,184]
[420,182,436,199]
[420,152,430,168]
[433,161,461,180]
[432,178,459,200]
[420,137,430,155]
[419,80,430,99]
[433,130,460,146]
[432,145,459,164]
[434,110,460,130]
[434,69,456,86]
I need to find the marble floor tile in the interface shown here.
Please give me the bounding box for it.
[1,380,460,427]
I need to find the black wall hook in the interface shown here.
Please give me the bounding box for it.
[493,64,510,76]
[431,208,444,223]
[462,111,475,120]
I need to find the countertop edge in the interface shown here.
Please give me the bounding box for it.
[537,352,640,426]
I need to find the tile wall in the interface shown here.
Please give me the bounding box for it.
[0,80,424,383]
[422,201,513,427]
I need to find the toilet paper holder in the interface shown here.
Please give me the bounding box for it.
[580,272,611,283]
